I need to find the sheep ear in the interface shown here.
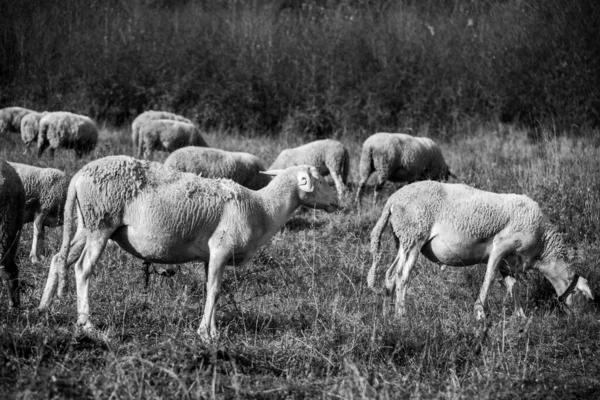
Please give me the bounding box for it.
[576,277,595,300]
[260,169,283,176]
[297,171,314,192]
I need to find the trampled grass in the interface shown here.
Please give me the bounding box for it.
[1,124,600,399]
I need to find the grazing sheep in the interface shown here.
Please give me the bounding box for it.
[0,160,25,307]
[8,162,68,263]
[0,107,34,137]
[37,112,98,158]
[38,156,339,340]
[369,181,595,320]
[355,132,453,207]
[269,139,350,201]
[20,111,47,151]
[164,146,272,190]
[138,119,208,160]
[131,110,194,156]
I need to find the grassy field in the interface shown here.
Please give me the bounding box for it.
[1,125,600,399]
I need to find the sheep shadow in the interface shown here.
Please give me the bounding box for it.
[283,215,327,231]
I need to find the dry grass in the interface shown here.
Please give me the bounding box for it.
[1,124,600,399]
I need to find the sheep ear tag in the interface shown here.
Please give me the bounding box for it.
[297,173,314,192]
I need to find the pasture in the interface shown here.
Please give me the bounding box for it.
[1,125,600,398]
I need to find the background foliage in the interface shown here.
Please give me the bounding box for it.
[1,0,599,135]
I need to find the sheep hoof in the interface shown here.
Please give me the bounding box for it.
[474,305,486,321]
[30,255,42,264]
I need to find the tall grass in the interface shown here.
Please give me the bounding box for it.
[1,124,600,398]
[1,0,598,134]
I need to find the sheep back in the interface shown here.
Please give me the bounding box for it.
[139,119,208,155]
[269,139,349,180]
[131,111,193,149]
[38,112,98,156]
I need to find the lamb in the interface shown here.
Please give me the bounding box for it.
[164,146,272,190]
[20,111,48,151]
[8,162,68,263]
[37,111,98,158]
[131,110,194,156]
[269,139,350,201]
[368,180,595,320]
[355,132,453,207]
[0,107,34,137]
[0,160,25,307]
[138,119,208,160]
[38,156,339,340]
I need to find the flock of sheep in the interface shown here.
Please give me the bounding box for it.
[0,106,596,340]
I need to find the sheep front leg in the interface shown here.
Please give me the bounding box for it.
[1,256,20,308]
[198,252,228,340]
[30,213,45,263]
[500,270,525,318]
[475,242,516,320]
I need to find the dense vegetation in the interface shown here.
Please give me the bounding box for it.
[1,0,599,135]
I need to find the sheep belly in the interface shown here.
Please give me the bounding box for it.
[110,225,211,264]
[420,223,494,266]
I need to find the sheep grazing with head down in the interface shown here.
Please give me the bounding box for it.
[356,132,453,207]
[0,107,34,137]
[8,162,68,263]
[369,180,595,320]
[0,160,25,307]
[164,146,272,190]
[138,119,208,160]
[131,110,194,156]
[37,112,98,158]
[20,111,47,152]
[38,155,339,340]
[269,139,350,201]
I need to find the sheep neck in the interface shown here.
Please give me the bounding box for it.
[256,174,301,229]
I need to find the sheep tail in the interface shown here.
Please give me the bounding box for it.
[368,201,393,290]
[39,176,79,309]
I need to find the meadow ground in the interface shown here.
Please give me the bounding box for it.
[1,125,600,399]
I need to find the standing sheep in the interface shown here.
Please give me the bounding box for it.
[138,119,208,160]
[20,111,47,152]
[131,111,194,156]
[37,112,98,158]
[38,156,339,340]
[8,162,68,263]
[355,132,453,207]
[164,146,272,190]
[269,139,350,201]
[0,107,34,137]
[0,160,25,307]
[369,181,595,320]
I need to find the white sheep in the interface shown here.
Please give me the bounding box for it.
[8,162,68,263]
[0,160,25,307]
[0,106,34,137]
[355,132,453,207]
[131,110,194,156]
[37,112,98,158]
[164,146,272,190]
[138,119,208,160]
[20,111,47,152]
[38,156,339,340]
[369,180,595,320]
[269,139,350,201]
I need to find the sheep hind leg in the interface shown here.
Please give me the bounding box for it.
[500,264,525,318]
[329,171,346,203]
[30,213,45,263]
[1,254,20,308]
[392,245,421,319]
[197,252,229,341]
[74,230,112,331]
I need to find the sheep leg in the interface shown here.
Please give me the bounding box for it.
[74,231,110,330]
[39,232,87,309]
[49,148,55,160]
[474,242,517,320]
[372,172,387,207]
[393,245,420,319]
[1,255,20,308]
[329,171,346,202]
[355,176,369,208]
[30,213,45,263]
[500,270,525,318]
[197,252,228,340]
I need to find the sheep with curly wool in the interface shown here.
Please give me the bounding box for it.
[20,111,48,151]
[131,111,194,156]
[38,155,339,340]
[138,119,208,160]
[269,139,349,201]
[37,112,98,158]
[0,160,25,307]
[0,107,35,137]
[8,162,68,263]
[164,146,272,190]
[356,132,453,207]
[369,180,595,320]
